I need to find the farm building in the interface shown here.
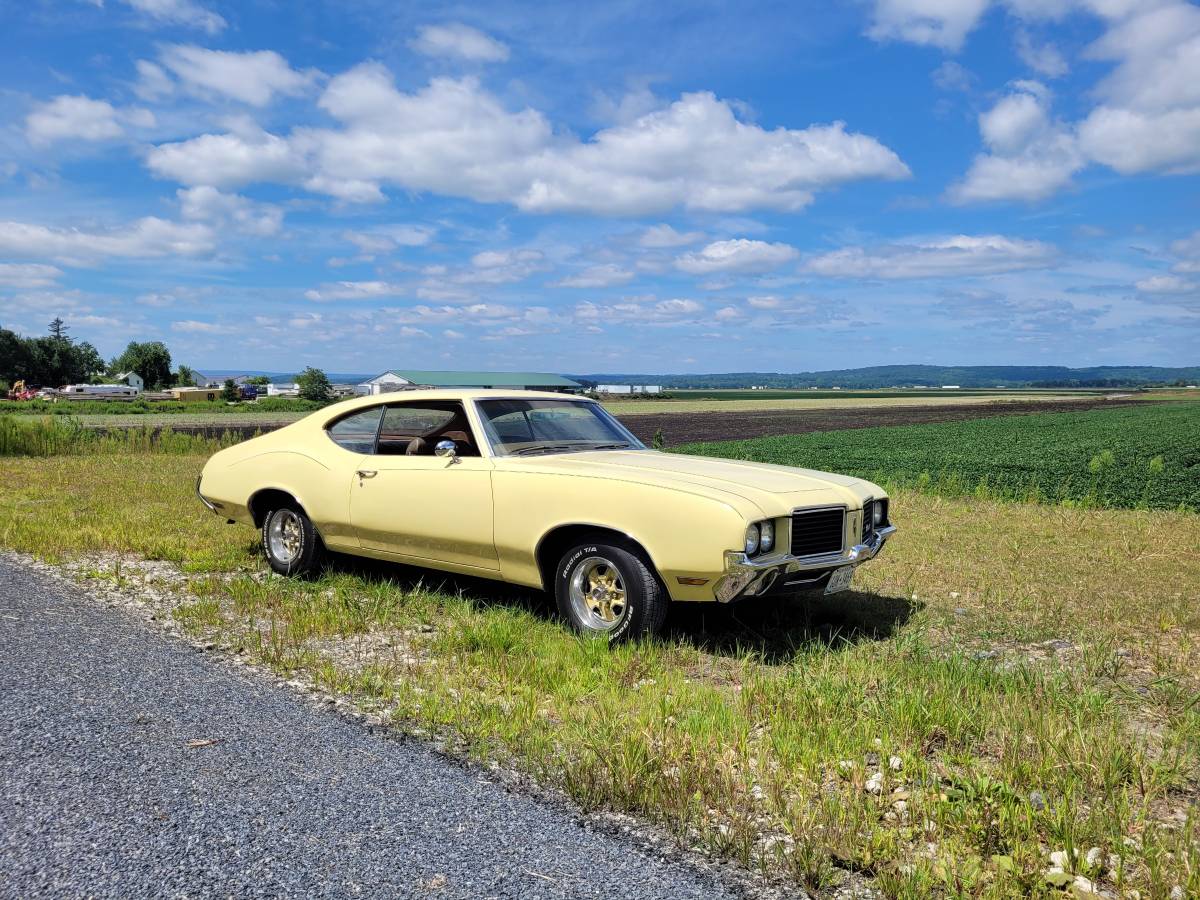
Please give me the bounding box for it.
[359,370,582,395]
[169,387,222,402]
[112,371,144,391]
[595,384,662,395]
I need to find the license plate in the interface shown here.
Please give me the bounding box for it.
[824,566,854,595]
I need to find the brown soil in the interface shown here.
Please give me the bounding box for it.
[617,396,1143,447]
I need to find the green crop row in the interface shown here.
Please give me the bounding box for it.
[0,397,327,415]
[677,401,1200,511]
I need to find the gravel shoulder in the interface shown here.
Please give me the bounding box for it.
[0,557,746,900]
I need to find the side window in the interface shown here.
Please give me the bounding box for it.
[327,407,382,454]
[378,403,479,456]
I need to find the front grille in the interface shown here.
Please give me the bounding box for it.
[862,499,875,541]
[791,508,845,557]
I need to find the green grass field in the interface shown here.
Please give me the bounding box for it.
[665,388,1111,401]
[679,401,1200,511]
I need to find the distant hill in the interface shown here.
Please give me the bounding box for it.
[571,365,1200,390]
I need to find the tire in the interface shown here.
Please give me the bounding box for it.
[554,537,668,642]
[261,503,324,578]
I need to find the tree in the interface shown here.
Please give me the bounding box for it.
[175,365,198,387]
[221,378,240,403]
[245,375,271,386]
[295,367,332,402]
[110,341,173,390]
[48,317,69,342]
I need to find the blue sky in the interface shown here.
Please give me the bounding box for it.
[1,0,1198,374]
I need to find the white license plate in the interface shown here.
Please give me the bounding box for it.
[824,566,854,595]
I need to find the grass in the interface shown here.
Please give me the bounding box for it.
[0,448,1197,897]
[679,401,1200,511]
[0,416,243,456]
[0,397,325,415]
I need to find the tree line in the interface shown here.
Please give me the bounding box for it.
[1,318,336,401]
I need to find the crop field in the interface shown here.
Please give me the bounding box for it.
[1,411,1197,898]
[680,401,1200,511]
[600,390,1100,416]
[664,388,1110,401]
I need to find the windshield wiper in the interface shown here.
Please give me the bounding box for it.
[586,442,634,450]
[513,444,580,456]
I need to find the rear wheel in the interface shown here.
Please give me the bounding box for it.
[262,503,324,577]
[554,538,668,642]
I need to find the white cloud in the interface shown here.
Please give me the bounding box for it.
[146,65,909,215]
[147,125,308,188]
[638,224,704,248]
[177,186,283,236]
[867,0,991,51]
[159,45,319,106]
[410,23,510,63]
[0,217,215,266]
[675,239,799,275]
[343,225,434,256]
[552,264,635,288]
[120,0,225,34]
[26,95,154,145]
[1169,230,1200,272]
[1135,274,1196,293]
[172,319,237,334]
[804,234,1059,279]
[134,60,174,100]
[1015,30,1068,77]
[575,296,705,323]
[0,263,63,288]
[950,82,1084,203]
[305,281,404,302]
[1078,106,1200,174]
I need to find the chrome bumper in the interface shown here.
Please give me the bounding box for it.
[713,524,897,603]
[195,474,222,514]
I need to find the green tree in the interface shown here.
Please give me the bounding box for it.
[47,317,69,342]
[245,375,271,386]
[175,365,198,387]
[110,341,173,390]
[295,367,332,402]
[0,321,103,387]
[221,378,240,403]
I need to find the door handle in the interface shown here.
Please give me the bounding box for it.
[356,469,377,481]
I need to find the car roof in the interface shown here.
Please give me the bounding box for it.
[312,388,596,421]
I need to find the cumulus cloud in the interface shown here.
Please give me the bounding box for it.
[410,23,510,62]
[552,264,635,288]
[120,0,225,34]
[1015,30,1068,77]
[304,281,404,302]
[804,234,1059,279]
[177,186,283,236]
[638,224,704,248]
[1169,230,1200,272]
[144,64,909,215]
[26,95,154,145]
[867,0,991,51]
[949,82,1084,203]
[1135,274,1196,293]
[157,45,319,106]
[0,218,215,266]
[0,263,64,288]
[343,225,434,256]
[675,239,799,275]
[575,296,705,324]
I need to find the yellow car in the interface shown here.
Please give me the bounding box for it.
[197,389,895,641]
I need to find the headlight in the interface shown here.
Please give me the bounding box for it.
[873,501,886,525]
[744,524,760,555]
[759,519,775,552]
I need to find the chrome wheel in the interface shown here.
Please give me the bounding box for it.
[267,509,303,564]
[568,556,628,633]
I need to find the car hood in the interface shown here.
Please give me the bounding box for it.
[501,450,874,516]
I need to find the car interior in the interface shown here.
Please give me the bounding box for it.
[327,402,480,457]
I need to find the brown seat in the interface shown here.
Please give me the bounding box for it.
[405,437,428,456]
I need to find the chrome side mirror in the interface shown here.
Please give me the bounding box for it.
[434,439,458,460]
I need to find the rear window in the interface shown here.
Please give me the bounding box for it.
[327,407,382,454]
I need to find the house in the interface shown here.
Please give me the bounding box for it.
[112,371,144,392]
[359,370,583,395]
[595,384,662,395]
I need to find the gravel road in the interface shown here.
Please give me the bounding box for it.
[0,558,743,899]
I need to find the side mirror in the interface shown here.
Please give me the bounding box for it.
[434,439,458,460]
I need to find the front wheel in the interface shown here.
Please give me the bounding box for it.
[554,538,668,642]
[262,504,324,577]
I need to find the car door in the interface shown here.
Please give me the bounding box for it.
[347,401,498,571]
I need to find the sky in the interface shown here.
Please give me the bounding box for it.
[0,0,1198,375]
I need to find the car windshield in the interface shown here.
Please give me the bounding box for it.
[476,399,645,456]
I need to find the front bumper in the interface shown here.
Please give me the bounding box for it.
[195,474,222,515]
[713,524,897,603]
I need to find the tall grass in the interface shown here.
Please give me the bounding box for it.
[0,415,243,456]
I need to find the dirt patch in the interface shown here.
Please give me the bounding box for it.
[619,396,1143,446]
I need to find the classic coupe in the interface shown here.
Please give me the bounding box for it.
[197,390,895,641]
